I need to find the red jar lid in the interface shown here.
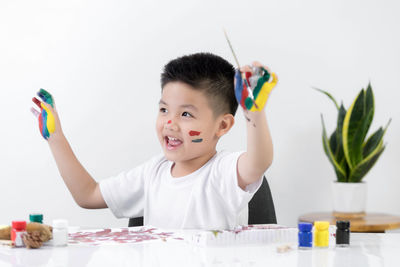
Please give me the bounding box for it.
[12,221,27,230]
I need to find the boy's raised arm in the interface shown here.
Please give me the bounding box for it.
[31,94,107,209]
[48,130,107,209]
[236,62,277,190]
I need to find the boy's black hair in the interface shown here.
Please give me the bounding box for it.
[161,52,238,116]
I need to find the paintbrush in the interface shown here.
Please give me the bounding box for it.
[223,29,258,109]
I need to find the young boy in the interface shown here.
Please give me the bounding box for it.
[32,53,276,230]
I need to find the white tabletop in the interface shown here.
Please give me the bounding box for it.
[0,232,399,267]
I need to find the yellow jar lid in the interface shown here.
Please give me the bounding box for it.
[314,221,330,230]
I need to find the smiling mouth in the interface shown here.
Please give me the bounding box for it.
[165,136,183,150]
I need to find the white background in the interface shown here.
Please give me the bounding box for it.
[0,0,399,228]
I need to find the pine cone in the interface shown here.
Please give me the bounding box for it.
[22,231,43,249]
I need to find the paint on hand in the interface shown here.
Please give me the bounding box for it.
[167,120,172,124]
[32,97,42,109]
[31,89,55,140]
[192,138,203,143]
[234,67,278,111]
[37,88,54,108]
[189,130,201,136]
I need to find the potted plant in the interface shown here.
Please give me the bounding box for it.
[316,83,390,216]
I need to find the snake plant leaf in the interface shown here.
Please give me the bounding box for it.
[351,109,374,163]
[363,118,391,158]
[329,130,337,156]
[348,145,385,183]
[321,115,347,182]
[363,127,383,158]
[342,89,374,168]
[361,84,375,142]
[365,84,374,118]
[342,90,363,168]
[313,87,340,110]
[328,104,346,168]
[339,157,349,182]
[351,86,374,162]
[335,104,346,159]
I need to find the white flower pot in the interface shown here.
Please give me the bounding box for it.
[332,181,367,213]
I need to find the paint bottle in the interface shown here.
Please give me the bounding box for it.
[11,221,27,247]
[314,221,329,248]
[298,222,313,249]
[52,219,68,246]
[29,213,43,224]
[336,220,350,247]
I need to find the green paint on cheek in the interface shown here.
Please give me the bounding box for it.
[192,138,203,143]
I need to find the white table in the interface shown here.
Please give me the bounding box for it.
[0,233,399,267]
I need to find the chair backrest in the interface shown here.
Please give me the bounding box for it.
[128,176,276,227]
[248,176,277,224]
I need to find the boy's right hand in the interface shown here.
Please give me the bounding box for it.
[234,62,278,112]
[31,89,62,140]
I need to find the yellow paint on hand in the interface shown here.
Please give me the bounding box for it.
[249,72,278,112]
[40,103,55,134]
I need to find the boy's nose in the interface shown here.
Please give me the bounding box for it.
[164,119,178,131]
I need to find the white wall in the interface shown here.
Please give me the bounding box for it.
[0,0,399,228]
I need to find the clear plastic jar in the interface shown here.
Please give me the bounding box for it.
[52,219,68,246]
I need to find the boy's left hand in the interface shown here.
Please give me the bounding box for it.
[234,61,278,111]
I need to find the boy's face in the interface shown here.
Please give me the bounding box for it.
[156,81,221,164]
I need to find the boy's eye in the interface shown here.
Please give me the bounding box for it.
[182,111,193,118]
[160,107,167,113]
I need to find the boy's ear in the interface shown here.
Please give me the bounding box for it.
[216,114,235,138]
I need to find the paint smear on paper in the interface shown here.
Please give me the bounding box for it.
[68,227,177,245]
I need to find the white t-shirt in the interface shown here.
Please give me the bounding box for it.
[99,150,263,230]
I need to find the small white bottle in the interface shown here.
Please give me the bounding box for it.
[52,219,68,246]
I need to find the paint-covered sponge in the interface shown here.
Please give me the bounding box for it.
[0,225,11,240]
[235,67,278,111]
[26,222,53,242]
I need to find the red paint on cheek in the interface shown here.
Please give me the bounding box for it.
[189,130,201,136]
[167,120,172,124]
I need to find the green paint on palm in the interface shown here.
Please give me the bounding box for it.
[253,68,271,99]
[245,97,253,110]
[39,88,54,108]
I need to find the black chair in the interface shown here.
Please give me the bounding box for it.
[128,176,276,227]
[248,176,277,224]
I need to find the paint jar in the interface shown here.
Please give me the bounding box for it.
[336,220,350,247]
[11,221,27,247]
[298,222,313,249]
[29,213,43,224]
[52,219,68,246]
[314,221,329,248]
